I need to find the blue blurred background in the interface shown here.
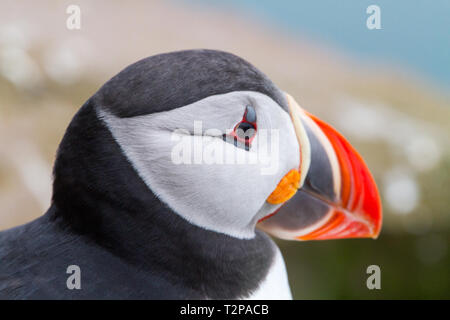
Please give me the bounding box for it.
[193,0,450,89]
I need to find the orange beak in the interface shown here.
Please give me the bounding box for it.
[258,94,382,240]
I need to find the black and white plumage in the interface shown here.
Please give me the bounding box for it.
[0,50,293,299]
[0,49,382,299]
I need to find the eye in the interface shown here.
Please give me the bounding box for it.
[223,105,257,151]
[235,121,256,140]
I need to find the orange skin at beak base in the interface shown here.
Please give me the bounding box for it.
[266,169,301,205]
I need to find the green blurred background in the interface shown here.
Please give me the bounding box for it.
[0,0,449,299]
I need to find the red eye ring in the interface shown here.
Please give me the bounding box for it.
[223,105,257,151]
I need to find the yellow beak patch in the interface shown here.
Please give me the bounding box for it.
[266,169,301,205]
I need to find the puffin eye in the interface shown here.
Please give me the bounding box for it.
[235,121,256,140]
[222,105,257,151]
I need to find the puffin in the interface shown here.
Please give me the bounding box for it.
[0,49,382,299]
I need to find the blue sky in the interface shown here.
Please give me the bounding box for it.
[190,0,450,90]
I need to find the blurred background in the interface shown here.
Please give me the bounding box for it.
[0,0,449,299]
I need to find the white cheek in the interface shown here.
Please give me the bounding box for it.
[115,132,281,238]
[96,91,300,239]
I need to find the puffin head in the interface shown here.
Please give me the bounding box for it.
[52,49,382,243]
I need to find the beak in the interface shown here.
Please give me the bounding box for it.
[258,94,382,240]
